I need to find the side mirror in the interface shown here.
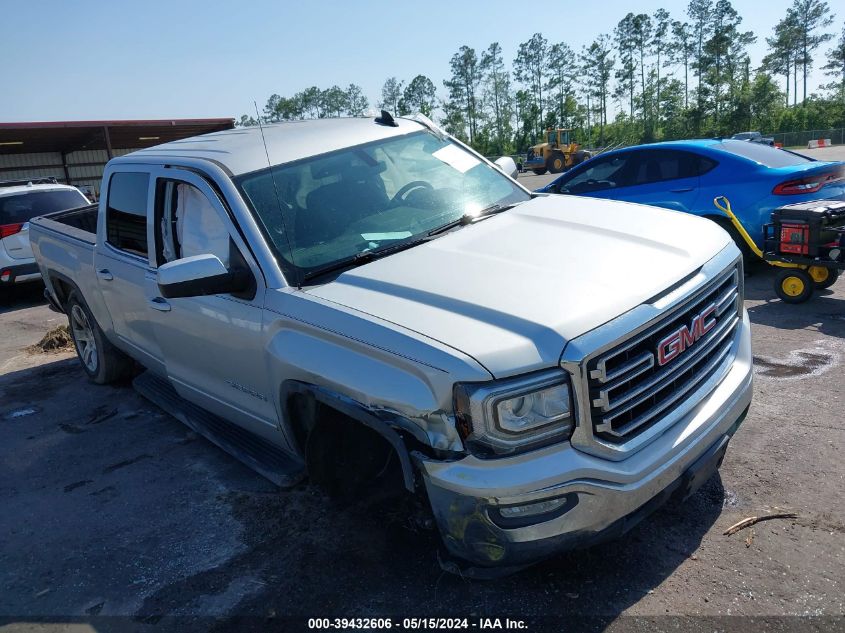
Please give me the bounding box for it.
[494,156,518,179]
[157,254,253,299]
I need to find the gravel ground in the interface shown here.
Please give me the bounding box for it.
[1,244,844,631]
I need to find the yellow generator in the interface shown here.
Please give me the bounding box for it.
[524,129,591,175]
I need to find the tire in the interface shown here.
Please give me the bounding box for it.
[571,150,590,167]
[66,290,132,384]
[808,265,839,289]
[547,152,566,174]
[711,217,756,262]
[774,269,814,304]
[532,168,547,176]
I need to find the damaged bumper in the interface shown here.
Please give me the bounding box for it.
[419,314,753,572]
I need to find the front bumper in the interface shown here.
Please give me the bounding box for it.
[419,312,753,571]
[0,261,40,285]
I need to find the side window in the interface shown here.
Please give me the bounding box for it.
[157,180,231,268]
[645,151,673,183]
[697,155,718,176]
[106,172,150,257]
[561,154,635,194]
[632,150,673,185]
[631,150,714,186]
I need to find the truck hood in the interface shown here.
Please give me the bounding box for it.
[308,195,732,378]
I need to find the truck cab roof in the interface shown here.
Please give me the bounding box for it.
[127,117,426,176]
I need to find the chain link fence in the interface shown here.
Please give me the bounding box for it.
[771,128,845,148]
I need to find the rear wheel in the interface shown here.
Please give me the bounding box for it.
[547,152,566,174]
[66,290,132,384]
[775,269,814,304]
[808,265,839,289]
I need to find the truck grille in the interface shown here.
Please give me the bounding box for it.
[586,266,741,443]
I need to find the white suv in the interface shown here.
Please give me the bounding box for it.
[1,178,89,286]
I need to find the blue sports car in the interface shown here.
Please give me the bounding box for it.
[537,139,845,254]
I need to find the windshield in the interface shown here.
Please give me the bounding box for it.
[235,130,529,281]
[1,189,89,224]
[716,140,812,168]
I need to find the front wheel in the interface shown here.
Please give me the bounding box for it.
[66,290,132,384]
[775,269,814,304]
[571,150,590,167]
[808,265,839,289]
[711,217,756,262]
[532,168,547,176]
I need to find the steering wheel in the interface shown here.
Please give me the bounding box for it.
[577,179,614,193]
[391,181,433,206]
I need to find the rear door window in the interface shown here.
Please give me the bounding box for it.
[632,149,711,184]
[0,189,88,224]
[106,172,150,258]
[696,155,718,176]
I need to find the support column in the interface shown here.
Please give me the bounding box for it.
[60,151,71,184]
[103,126,113,159]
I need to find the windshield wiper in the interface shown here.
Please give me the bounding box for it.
[301,236,431,282]
[426,202,520,237]
[301,251,377,282]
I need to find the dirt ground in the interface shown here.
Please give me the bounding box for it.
[1,260,844,632]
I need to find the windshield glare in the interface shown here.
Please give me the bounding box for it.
[236,130,529,280]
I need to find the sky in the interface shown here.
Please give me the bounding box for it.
[2,0,841,123]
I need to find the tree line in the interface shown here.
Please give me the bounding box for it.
[240,0,845,155]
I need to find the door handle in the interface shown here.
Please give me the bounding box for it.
[669,187,694,193]
[148,297,171,312]
[96,269,114,281]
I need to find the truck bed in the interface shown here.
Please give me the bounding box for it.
[29,203,112,331]
[31,204,98,244]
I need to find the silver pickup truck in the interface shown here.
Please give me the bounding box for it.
[30,114,753,576]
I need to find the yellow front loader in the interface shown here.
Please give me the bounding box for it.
[524,129,591,175]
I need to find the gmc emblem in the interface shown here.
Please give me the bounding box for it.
[657,304,717,366]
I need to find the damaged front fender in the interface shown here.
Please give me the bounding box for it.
[283,381,434,493]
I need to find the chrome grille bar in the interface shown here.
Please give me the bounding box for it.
[600,336,735,437]
[594,315,739,435]
[585,264,741,443]
[592,299,738,412]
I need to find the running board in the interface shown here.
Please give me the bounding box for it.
[133,371,305,488]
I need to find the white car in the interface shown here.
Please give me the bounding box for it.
[1,178,90,287]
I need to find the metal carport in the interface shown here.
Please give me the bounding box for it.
[0,118,235,197]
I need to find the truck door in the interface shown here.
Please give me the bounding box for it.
[93,169,166,375]
[145,168,280,438]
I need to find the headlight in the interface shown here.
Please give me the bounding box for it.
[454,370,574,456]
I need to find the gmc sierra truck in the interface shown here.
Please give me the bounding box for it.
[30,114,753,576]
